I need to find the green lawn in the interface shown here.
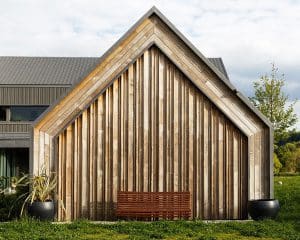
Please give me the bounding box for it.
[0,176,299,240]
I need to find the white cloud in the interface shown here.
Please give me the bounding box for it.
[0,0,299,126]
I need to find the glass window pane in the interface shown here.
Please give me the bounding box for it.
[0,107,6,121]
[10,106,48,121]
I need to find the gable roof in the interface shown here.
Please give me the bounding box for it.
[0,56,228,85]
[33,6,272,133]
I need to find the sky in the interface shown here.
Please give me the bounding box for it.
[0,0,300,128]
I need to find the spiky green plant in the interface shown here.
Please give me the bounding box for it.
[0,175,27,194]
[17,167,58,215]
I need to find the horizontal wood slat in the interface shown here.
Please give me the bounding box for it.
[116,191,191,219]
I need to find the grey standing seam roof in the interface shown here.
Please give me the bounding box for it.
[208,58,229,79]
[0,56,229,85]
[0,57,100,85]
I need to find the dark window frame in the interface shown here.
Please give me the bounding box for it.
[0,106,9,122]
[9,105,48,122]
[0,105,48,122]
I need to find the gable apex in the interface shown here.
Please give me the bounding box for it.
[33,7,272,132]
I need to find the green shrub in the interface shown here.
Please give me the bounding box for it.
[274,153,282,175]
[0,186,28,221]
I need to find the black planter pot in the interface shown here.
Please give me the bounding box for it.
[28,201,55,221]
[248,199,280,220]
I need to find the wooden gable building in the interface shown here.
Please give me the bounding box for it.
[32,7,273,221]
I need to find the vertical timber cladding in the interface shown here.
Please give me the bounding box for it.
[57,46,248,220]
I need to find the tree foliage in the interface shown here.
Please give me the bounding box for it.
[250,63,297,144]
[273,153,282,175]
[277,142,300,173]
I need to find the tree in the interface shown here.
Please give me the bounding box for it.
[250,63,297,144]
[277,142,300,173]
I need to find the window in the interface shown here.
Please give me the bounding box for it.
[0,107,7,121]
[10,106,48,121]
[0,148,29,189]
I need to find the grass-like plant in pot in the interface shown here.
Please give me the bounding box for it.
[20,168,58,221]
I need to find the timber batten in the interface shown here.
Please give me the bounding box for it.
[55,47,248,220]
[32,8,272,221]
